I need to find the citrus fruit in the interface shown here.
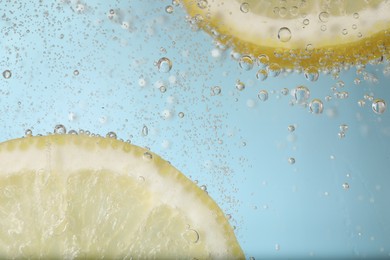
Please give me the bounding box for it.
[0,134,244,259]
[182,0,390,70]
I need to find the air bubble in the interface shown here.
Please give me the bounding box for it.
[342,183,350,190]
[178,112,184,118]
[142,125,149,136]
[288,157,295,164]
[159,85,167,93]
[240,2,249,13]
[267,63,281,77]
[257,54,269,68]
[143,152,153,160]
[309,99,324,114]
[340,124,349,132]
[238,55,254,71]
[211,86,221,95]
[304,66,319,82]
[183,228,200,243]
[235,80,245,91]
[372,99,386,114]
[106,132,117,139]
[303,19,309,25]
[319,11,329,22]
[54,124,66,135]
[294,85,310,104]
[256,69,268,81]
[197,0,208,9]
[2,70,11,79]
[288,125,295,132]
[258,90,268,101]
[278,27,292,42]
[281,88,289,96]
[165,5,174,13]
[157,57,172,73]
[25,129,33,137]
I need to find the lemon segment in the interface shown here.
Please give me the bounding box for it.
[182,0,390,69]
[0,135,244,259]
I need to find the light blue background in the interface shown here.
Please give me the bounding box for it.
[1,0,389,258]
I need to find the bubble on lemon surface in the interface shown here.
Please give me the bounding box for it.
[235,80,245,91]
[319,12,329,23]
[157,57,172,73]
[267,63,281,77]
[197,0,208,9]
[182,228,200,243]
[25,129,33,137]
[240,2,249,13]
[309,99,324,114]
[372,99,386,114]
[238,55,254,71]
[106,131,117,139]
[258,90,268,101]
[54,124,66,135]
[294,86,310,104]
[2,70,12,79]
[304,66,319,82]
[277,27,291,42]
[143,151,153,160]
[256,69,268,81]
[257,54,269,68]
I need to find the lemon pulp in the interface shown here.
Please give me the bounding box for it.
[0,134,244,259]
[182,0,390,69]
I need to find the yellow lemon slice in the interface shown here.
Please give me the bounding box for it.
[0,134,244,259]
[182,0,390,70]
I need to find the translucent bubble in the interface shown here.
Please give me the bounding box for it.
[288,125,295,132]
[54,124,66,134]
[294,85,310,104]
[183,228,199,243]
[319,11,329,22]
[138,78,147,87]
[143,152,153,160]
[256,69,268,81]
[211,86,221,95]
[178,112,184,118]
[68,130,78,135]
[197,0,208,9]
[278,27,292,42]
[200,185,207,191]
[275,244,280,251]
[342,29,348,35]
[142,125,149,136]
[172,0,180,6]
[165,5,174,13]
[372,99,386,114]
[235,80,245,91]
[358,100,366,107]
[321,25,327,31]
[353,12,359,19]
[2,70,11,79]
[303,19,309,25]
[157,57,172,73]
[73,70,79,76]
[257,54,269,68]
[238,55,254,71]
[25,129,33,137]
[106,131,117,139]
[340,124,349,132]
[281,88,289,96]
[304,66,319,82]
[159,85,167,93]
[267,63,281,77]
[338,132,345,139]
[258,90,268,101]
[309,99,324,114]
[240,2,249,13]
[342,183,350,190]
[288,157,295,164]
[290,6,299,16]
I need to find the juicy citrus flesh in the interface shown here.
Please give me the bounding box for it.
[182,0,390,70]
[0,134,244,259]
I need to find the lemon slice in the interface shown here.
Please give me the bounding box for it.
[0,134,244,259]
[182,0,390,69]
